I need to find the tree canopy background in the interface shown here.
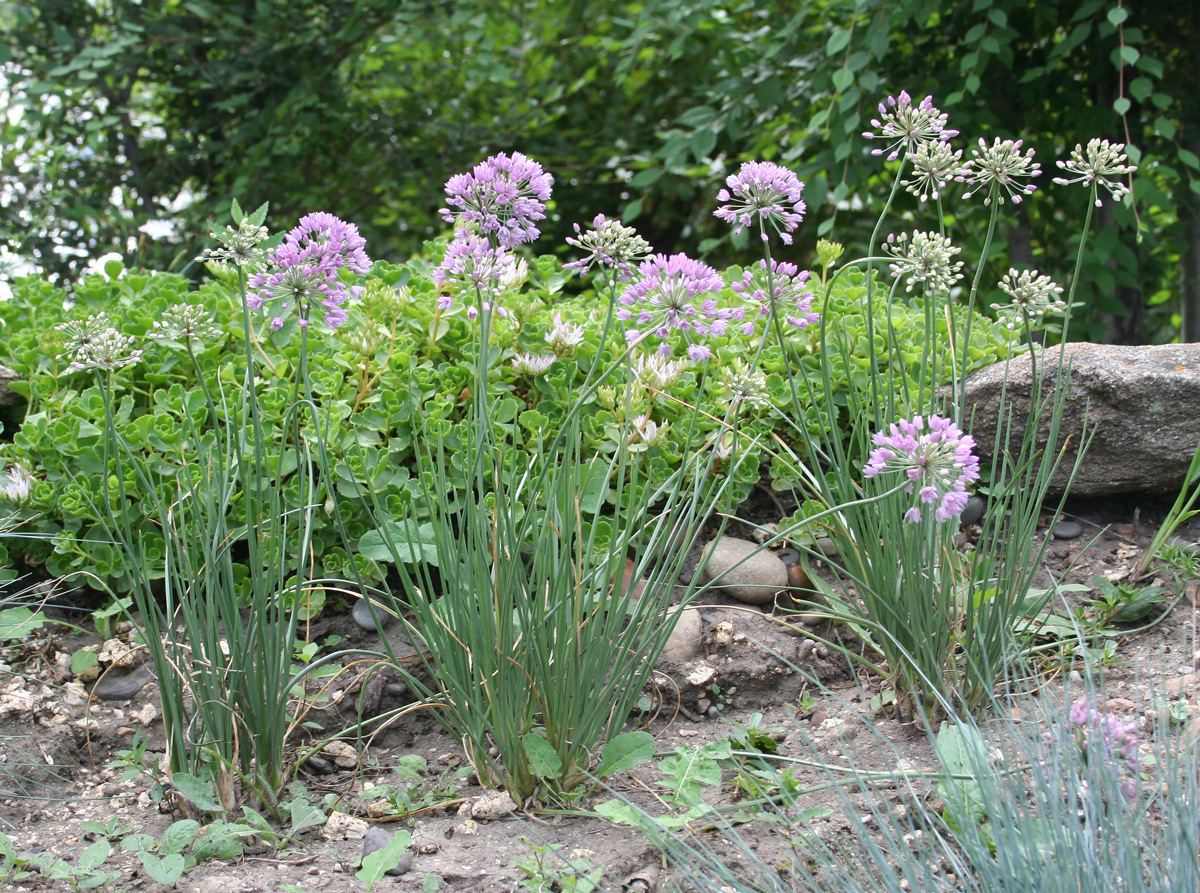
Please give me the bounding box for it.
[3,0,1197,342]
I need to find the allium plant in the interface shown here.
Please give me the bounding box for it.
[738,89,1126,716]
[362,153,732,802]
[74,200,372,815]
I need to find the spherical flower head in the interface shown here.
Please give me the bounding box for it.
[863,414,980,524]
[150,303,223,344]
[713,162,806,244]
[56,313,113,361]
[248,212,371,330]
[902,140,965,202]
[511,352,556,376]
[200,219,270,269]
[631,353,688,391]
[433,234,514,320]
[564,214,652,281]
[958,138,1041,206]
[1053,139,1137,206]
[63,327,144,371]
[990,268,1066,331]
[627,414,670,451]
[619,253,739,359]
[0,465,35,506]
[1067,698,1143,798]
[729,259,817,333]
[715,358,772,415]
[884,231,964,295]
[544,313,585,356]
[862,92,959,162]
[440,151,553,248]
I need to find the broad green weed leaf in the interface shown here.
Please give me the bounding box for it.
[159,819,200,855]
[357,829,412,891]
[523,732,563,779]
[595,731,654,778]
[169,772,223,812]
[77,839,110,871]
[140,852,185,885]
[0,607,46,641]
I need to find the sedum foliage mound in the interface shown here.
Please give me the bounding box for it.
[0,242,1017,601]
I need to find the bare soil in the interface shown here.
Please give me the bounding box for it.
[1,493,1196,892]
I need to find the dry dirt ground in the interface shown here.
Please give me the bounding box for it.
[1,493,1197,892]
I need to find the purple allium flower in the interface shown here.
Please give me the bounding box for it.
[714,162,806,244]
[1067,698,1143,798]
[958,138,1041,206]
[862,92,959,162]
[440,152,553,248]
[564,214,652,282]
[863,414,980,524]
[1053,139,1137,206]
[248,212,371,330]
[729,259,818,333]
[433,234,514,320]
[619,253,739,360]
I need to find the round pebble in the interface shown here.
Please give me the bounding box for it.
[91,664,154,701]
[362,826,412,876]
[960,495,985,527]
[352,598,395,631]
[775,547,801,566]
[1052,520,1083,540]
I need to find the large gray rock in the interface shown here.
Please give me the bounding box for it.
[963,343,1200,496]
[0,365,22,408]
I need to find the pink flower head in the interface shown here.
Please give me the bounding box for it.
[618,253,739,359]
[440,152,553,248]
[862,92,959,162]
[729,259,817,334]
[714,162,806,244]
[433,234,514,319]
[1067,698,1143,798]
[247,212,370,330]
[863,414,980,524]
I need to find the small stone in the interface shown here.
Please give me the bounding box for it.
[814,536,840,561]
[322,811,370,840]
[91,664,154,701]
[775,548,801,566]
[352,598,396,631]
[1052,520,1083,540]
[661,608,702,663]
[710,621,734,648]
[1105,698,1137,713]
[706,706,720,720]
[960,495,985,527]
[384,682,409,697]
[362,826,412,876]
[453,820,479,836]
[786,563,811,591]
[696,698,711,713]
[700,537,788,605]
[321,741,360,769]
[470,789,517,820]
[686,664,716,687]
[303,755,335,774]
[1165,674,1198,695]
